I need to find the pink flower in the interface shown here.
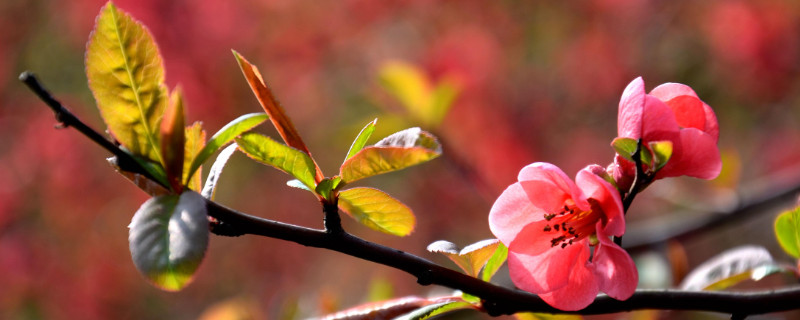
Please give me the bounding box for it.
[489,163,638,311]
[615,77,721,184]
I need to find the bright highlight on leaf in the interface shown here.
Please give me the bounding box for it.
[202,143,238,200]
[236,132,317,191]
[86,2,167,164]
[128,191,209,291]
[427,239,504,279]
[338,187,416,236]
[186,113,269,183]
[679,245,786,291]
[340,127,442,183]
[775,206,800,258]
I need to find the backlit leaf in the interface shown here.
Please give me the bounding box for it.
[379,61,429,121]
[86,2,167,164]
[161,89,185,192]
[427,239,503,278]
[108,156,169,196]
[395,301,474,320]
[236,132,317,191]
[128,191,209,291]
[340,128,441,183]
[611,137,637,163]
[679,245,777,291]
[186,112,268,182]
[183,122,206,191]
[345,119,377,161]
[338,187,415,236]
[482,242,508,282]
[287,179,313,192]
[316,176,343,202]
[649,140,673,171]
[318,296,430,320]
[775,206,800,258]
[233,50,323,182]
[201,143,238,200]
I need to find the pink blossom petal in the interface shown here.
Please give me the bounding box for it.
[594,234,638,301]
[537,245,599,311]
[641,95,680,141]
[617,77,646,139]
[507,245,586,294]
[575,168,625,237]
[518,163,588,212]
[649,82,699,101]
[509,219,563,256]
[663,95,706,131]
[657,128,722,180]
[489,182,548,246]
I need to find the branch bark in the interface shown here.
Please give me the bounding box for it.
[22,72,800,318]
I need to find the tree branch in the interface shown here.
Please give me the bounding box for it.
[22,72,800,317]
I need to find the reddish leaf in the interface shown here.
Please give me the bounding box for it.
[232,50,323,182]
[161,89,186,192]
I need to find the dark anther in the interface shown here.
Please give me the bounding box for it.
[553,224,560,231]
[544,213,556,221]
[561,243,568,249]
[543,225,551,232]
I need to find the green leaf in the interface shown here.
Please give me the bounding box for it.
[108,156,169,196]
[315,176,343,202]
[345,118,377,161]
[236,132,317,191]
[611,137,638,163]
[482,242,508,282]
[338,187,416,236]
[128,191,209,291]
[395,301,474,320]
[775,206,800,258]
[186,113,269,182]
[201,143,238,200]
[340,128,441,183]
[86,2,167,164]
[427,239,503,278]
[679,245,779,291]
[649,140,673,171]
[183,122,206,192]
[161,89,186,192]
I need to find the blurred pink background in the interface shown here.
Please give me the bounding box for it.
[2,0,800,319]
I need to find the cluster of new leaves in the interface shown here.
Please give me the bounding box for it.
[85,2,441,292]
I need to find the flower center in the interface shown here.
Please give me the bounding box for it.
[541,199,603,249]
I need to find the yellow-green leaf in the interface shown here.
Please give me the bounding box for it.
[340,128,441,183]
[86,2,167,164]
[338,187,415,236]
[427,239,503,278]
[186,112,269,182]
[235,132,317,191]
[183,122,206,192]
[775,206,800,258]
[345,118,377,161]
